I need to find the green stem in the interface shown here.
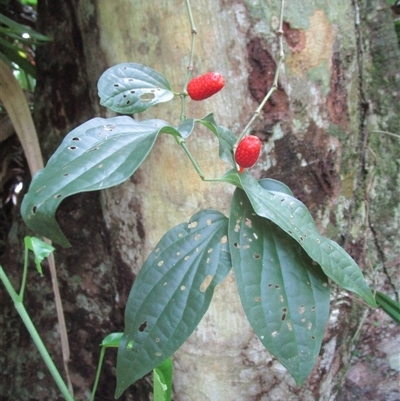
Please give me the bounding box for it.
[18,241,29,302]
[179,140,205,179]
[180,0,197,121]
[236,0,285,145]
[89,346,106,401]
[0,266,75,401]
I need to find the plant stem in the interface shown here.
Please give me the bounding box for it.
[179,140,205,179]
[180,0,197,121]
[89,346,106,401]
[18,242,30,302]
[0,266,75,401]
[236,0,285,145]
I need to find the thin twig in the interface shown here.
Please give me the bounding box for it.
[236,0,285,145]
[180,0,197,121]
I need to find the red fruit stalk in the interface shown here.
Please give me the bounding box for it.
[187,72,225,101]
[235,135,262,173]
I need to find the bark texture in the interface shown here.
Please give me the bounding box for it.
[0,0,399,400]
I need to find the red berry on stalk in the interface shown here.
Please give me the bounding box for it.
[187,72,225,101]
[235,135,262,173]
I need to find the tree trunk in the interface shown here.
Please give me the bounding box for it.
[1,1,398,400]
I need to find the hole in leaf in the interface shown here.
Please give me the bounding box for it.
[206,258,210,264]
[114,83,120,87]
[126,341,134,351]
[54,194,62,199]
[155,338,160,343]
[233,242,240,248]
[272,331,278,337]
[63,173,69,176]
[207,248,213,254]
[32,206,37,214]
[311,306,316,312]
[138,321,147,332]
[253,233,258,239]
[281,312,287,321]
[311,336,315,340]
[163,282,167,286]
[68,146,77,150]
[176,252,181,256]
[200,275,213,292]
[268,284,273,287]
[245,218,252,228]
[157,260,164,267]
[130,90,135,94]
[180,285,186,291]
[72,137,81,141]
[126,100,131,105]
[194,233,201,241]
[140,92,155,102]
[206,219,212,226]
[275,285,280,289]
[155,352,162,357]
[307,322,313,330]
[220,235,228,244]
[299,305,305,314]
[188,221,198,229]
[254,254,261,259]
[184,255,190,261]
[287,321,293,331]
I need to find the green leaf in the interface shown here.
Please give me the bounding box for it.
[236,172,377,308]
[376,291,400,325]
[21,116,167,246]
[0,36,36,77]
[197,113,237,166]
[229,188,330,385]
[0,13,51,43]
[98,63,174,114]
[154,357,173,401]
[115,210,231,398]
[101,332,123,348]
[24,236,55,276]
[176,118,195,139]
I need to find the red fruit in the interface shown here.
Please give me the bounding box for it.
[235,135,262,173]
[187,72,225,101]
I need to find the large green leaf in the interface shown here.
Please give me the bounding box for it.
[229,185,330,385]
[234,172,376,307]
[115,210,231,398]
[98,63,174,114]
[21,116,168,246]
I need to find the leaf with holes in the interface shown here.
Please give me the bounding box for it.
[235,172,376,308]
[21,116,169,247]
[197,113,237,166]
[229,184,330,385]
[115,210,231,398]
[98,63,174,114]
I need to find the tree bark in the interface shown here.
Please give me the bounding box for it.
[1,0,398,400]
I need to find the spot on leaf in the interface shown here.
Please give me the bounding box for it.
[200,275,213,292]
